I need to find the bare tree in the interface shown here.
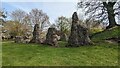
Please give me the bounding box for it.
[77,0,120,29]
[23,14,33,32]
[11,9,27,23]
[0,9,7,25]
[56,16,71,41]
[29,9,50,43]
[29,8,50,31]
[10,9,32,37]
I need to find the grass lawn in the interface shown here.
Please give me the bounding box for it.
[2,41,118,66]
[2,26,119,66]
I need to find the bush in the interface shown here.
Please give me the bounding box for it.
[90,28,103,34]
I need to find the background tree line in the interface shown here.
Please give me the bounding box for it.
[1,0,119,41]
[1,8,50,39]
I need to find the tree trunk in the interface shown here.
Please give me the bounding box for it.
[103,2,117,29]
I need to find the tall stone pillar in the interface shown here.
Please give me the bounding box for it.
[29,24,41,43]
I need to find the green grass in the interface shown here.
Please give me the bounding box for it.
[2,41,118,66]
[92,26,120,41]
[2,26,119,66]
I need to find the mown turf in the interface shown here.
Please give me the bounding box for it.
[2,26,119,66]
[2,41,118,66]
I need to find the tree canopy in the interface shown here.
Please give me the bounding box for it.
[77,0,120,29]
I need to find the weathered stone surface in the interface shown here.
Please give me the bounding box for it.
[67,12,92,47]
[77,25,92,45]
[67,12,79,47]
[23,35,31,43]
[14,36,31,43]
[14,36,24,43]
[45,27,59,47]
[29,24,41,43]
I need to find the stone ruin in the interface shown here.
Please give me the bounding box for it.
[67,12,92,47]
[44,27,59,47]
[14,36,23,43]
[29,24,41,43]
[14,35,31,43]
[14,12,92,47]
